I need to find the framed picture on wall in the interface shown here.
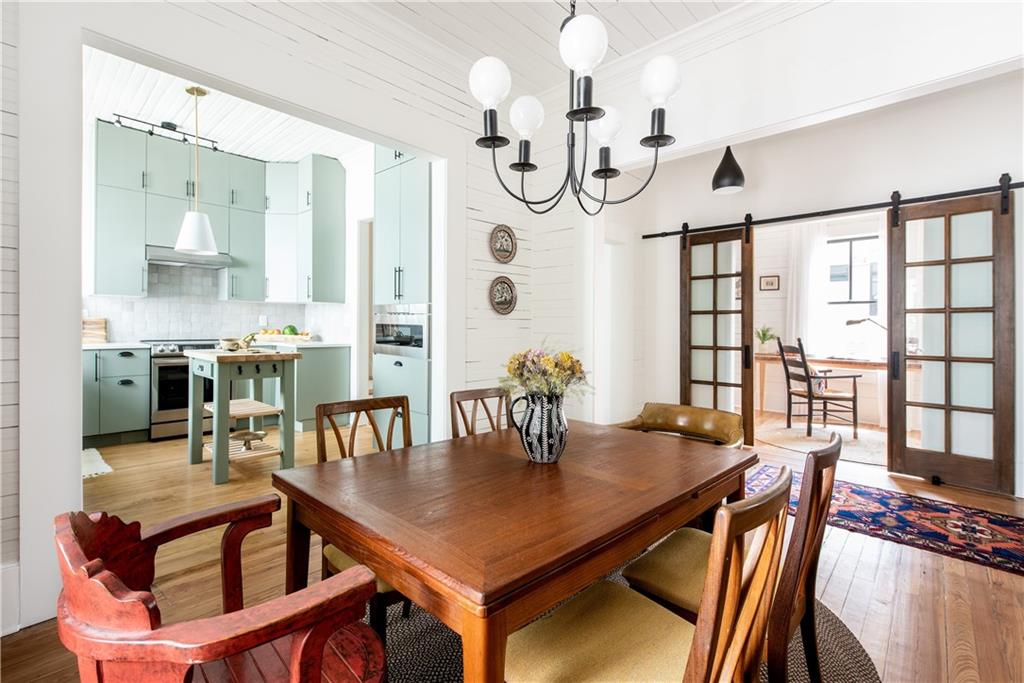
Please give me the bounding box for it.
[759,275,780,291]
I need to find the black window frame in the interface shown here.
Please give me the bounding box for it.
[826,235,880,307]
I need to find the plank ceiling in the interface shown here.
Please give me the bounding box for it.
[83,47,371,163]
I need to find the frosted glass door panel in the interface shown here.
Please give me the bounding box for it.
[691,350,713,382]
[950,211,992,258]
[691,244,713,276]
[951,411,993,459]
[905,217,944,262]
[691,314,713,346]
[717,351,741,384]
[906,313,945,356]
[691,280,713,310]
[905,266,944,308]
[691,384,714,409]
[951,362,993,409]
[716,240,741,274]
[716,277,741,311]
[907,406,945,452]
[907,360,944,405]
[717,387,740,414]
[716,314,741,347]
[951,262,992,308]
[951,312,992,358]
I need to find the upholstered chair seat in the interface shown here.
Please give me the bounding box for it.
[620,527,712,617]
[615,402,744,448]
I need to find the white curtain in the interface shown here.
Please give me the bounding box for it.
[784,222,829,355]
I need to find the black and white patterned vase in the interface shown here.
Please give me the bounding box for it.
[510,393,568,464]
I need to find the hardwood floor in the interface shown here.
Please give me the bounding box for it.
[2,425,1022,682]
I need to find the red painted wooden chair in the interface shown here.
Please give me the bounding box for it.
[54,494,385,682]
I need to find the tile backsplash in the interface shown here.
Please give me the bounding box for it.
[83,264,347,342]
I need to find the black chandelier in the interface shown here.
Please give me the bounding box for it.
[469,1,683,216]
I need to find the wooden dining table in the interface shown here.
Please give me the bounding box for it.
[273,420,757,682]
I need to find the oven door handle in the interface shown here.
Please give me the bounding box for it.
[152,357,190,367]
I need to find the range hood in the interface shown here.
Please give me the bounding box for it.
[146,245,232,269]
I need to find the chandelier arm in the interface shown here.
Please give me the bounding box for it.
[579,145,661,205]
[521,170,570,215]
[574,177,608,217]
[490,147,569,205]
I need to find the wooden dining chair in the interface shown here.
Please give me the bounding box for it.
[622,434,842,682]
[54,494,384,682]
[615,402,744,448]
[315,395,413,644]
[504,467,792,682]
[449,387,511,437]
[778,338,860,438]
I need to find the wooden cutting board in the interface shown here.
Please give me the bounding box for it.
[82,318,108,344]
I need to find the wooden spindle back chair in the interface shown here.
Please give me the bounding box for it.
[449,387,512,437]
[777,337,859,438]
[315,395,412,463]
[766,433,841,682]
[684,466,792,683]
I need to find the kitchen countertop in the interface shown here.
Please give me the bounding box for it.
[185,349,303,363]
[270,341,352,348]
[82,342,150,351]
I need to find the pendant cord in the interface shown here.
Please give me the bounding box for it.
[193,91,200,211]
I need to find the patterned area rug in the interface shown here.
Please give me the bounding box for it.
[747,465,1024,576]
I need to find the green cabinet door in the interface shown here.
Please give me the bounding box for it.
[266,162,298,214]
[311,155,346,303]
[225,208,266,301]
[229,155,266,213]
[192,146,231,207]
[373,164,401,305]
[203,202,230,254]
[82,351,100,437]
[399,159,430,304]
[95,185,147,296]
[146,133,190,199]
[294,346,350,423]
[145,193,188,248]
[99,375,150,434]
[97,121,146,191]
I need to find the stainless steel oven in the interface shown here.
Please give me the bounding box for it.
[374,304,429,359]
[145,340,229,439]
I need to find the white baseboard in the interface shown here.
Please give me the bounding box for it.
[1,561,19,635]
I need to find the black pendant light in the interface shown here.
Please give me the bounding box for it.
[712,145,745,194]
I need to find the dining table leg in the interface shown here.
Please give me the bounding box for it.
[728,470,746,502]
[285,499,311,594]
[461,610,507,683]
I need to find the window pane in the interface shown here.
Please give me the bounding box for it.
[951,411,993,459]
[691,314,713,346]
[951,362,992,409]
[691,243,713,276]
[716,314,741,347]
[951,312,992,358]
[717,386,741,413]
[906,265,945,309]
[691,280,713,310]
[826,241,850,301]
[950,261,992,308]
[691,350,713,381]
[907,405,945,452]
[851,238,880,301]
[691,383,713,409]
[717,350,741,384]
[906,313,945,356]
[716,277,741,311]
[951,211,992,259]
[906,217,944,262]
[716,240,741,274]
[906,360,945,405]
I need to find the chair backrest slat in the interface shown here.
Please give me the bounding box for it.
[450,387,511,437]
[315,396,412,462]
[683,467,792,683]
[777,337,815,394]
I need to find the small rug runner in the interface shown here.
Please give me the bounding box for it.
[747,464,1024,576]
[82,448,113,479]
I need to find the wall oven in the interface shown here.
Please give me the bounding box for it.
[374,304,429,359]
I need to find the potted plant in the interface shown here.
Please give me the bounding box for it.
[755,325,777,351]
[500,349,587,464]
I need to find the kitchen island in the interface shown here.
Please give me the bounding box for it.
[185,348,302,485]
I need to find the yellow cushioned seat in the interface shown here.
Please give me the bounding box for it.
[621,527,711,615]
[505,581,695,683]
[323,544,394,593]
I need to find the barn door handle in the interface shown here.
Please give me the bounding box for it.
[742,345,751,370]
[890,351,901,380]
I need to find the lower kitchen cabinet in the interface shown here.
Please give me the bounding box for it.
[372,352,429,445]
[82,351,100,437]
[83,347,151,438]
[99,376,150,434]
[240,345,351,432]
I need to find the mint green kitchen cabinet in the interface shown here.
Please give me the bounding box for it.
[374,145,414,174]
[398,159,430,304]
[221,208,265,301]
[99,348,150,377]
[266,162,298,214]
[310,155,346,303]
[146,132,190,200]
[95,185,147,296]
[261,345,350,431]
[296,210,313,302]
[229,155,266,213]
[372,351,429,445]
[96,121,146,192]
[297,155,313,211]
[146,195,228,252]
[99,376,150,434]
[82,351,100,437]
[191,146,231,207]
[373,164,401,305]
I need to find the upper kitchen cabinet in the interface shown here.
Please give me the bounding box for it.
[297,155,313,211]
[309,155,346,303]
[229,155,266,213]
[145,195,228,252]
[96,121,146,192]
[220,208,266,301]
[266,162,298,214]
[373,150,430,305]
[374,145,415,174]
[191,146,231,206]
[265,212,298,302]
[95,184,147,296]
[146,132,190,200]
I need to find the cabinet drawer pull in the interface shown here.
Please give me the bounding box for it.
[94,354,99,381]
[272,363,278,373]
[306,190,311,206]
[118,351,135,358]
[141,171,146,189]
[393,360,403,367]
[255,364,261,374]
[231,189,236,205]
[117,379,135,386]
[265,195,269,210]
[237,365,243,375]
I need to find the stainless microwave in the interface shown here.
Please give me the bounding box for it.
[374,304,429,359]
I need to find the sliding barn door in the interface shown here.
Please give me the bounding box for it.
[680,229,754,445]
[889,193,1015,494]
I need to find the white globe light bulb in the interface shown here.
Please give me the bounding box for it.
[558,15,608,77]
[590,105,622,146]
[509,96,545,140]
[469,56,512,109]
[641,55,681,106]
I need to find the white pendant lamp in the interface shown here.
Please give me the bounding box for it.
[175,86,219,255]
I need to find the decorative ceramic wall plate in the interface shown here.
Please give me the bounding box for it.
[489,276,517,315]
[489,224,517,263]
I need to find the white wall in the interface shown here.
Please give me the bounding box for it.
[605,70,1024,493]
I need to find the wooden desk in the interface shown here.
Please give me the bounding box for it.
[755,352,888,415]
[273,421,756,682]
